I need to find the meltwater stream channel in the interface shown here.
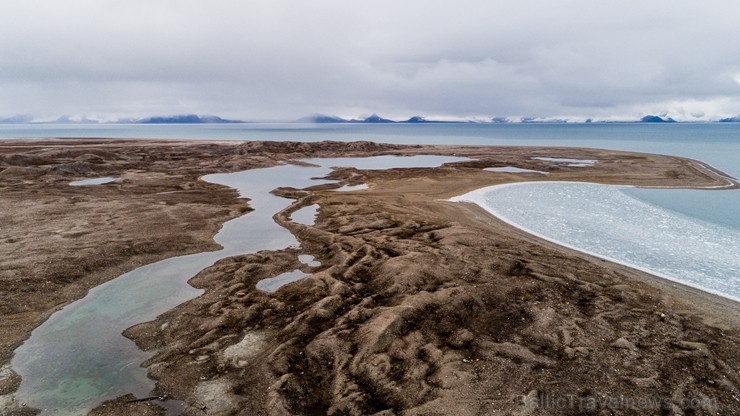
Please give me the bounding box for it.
[11,155,467,415]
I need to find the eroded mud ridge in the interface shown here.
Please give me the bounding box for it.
[122,156,740,415]
[2,140,738,415]
[0,139,405,405]
[0,140,404,363]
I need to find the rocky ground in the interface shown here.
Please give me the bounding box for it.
[1,139,738,415]
[0,139,400,411]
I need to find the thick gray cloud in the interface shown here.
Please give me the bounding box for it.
[2,0,740,121]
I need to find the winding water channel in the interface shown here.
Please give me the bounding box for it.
[11,155,467,415]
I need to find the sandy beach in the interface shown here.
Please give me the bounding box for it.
[1,139,739,415]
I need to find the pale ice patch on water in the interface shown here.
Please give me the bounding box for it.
[334,183,369,191]
[532,157,596,167]
[303,155,469,170]
[298,255,321,267]
[69,177,117,186]
[291,204,319,225]
[484,167,548,175]
[451,182,740,301]
[256,270,309,292]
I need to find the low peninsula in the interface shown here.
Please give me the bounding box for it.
[1,139,738,415]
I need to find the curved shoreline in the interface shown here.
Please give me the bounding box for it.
[449,181,740,304]
[637,158,740,190]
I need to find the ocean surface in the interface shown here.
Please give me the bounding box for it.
[1,123,738,177]
[3,123,739,298]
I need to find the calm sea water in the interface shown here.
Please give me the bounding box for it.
[3,122,738,228]
[1,122,738,173]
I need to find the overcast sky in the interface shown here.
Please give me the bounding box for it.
[2,0,740,121]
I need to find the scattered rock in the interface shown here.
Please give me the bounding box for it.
[611,337,637,350]
[222,331,268,368]
[192,380,243,416]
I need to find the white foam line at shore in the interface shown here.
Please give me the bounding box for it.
[449,182,740,303]
[635,159,739,190]
[692,160,739,189]
[636,161,738,190]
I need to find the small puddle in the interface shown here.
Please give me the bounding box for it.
[298,255,321,267]
[256,270,309,293]
[69,177,117,186]
[334,184,369,192]
[531,157,596,167]
[484,167,547,175]
[290,204,319,225]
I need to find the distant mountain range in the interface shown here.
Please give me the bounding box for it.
[296,113,468,124]
[2,113,740,124]
[0,115,34,124]
[297,113,740,124]
[294,114,348,123]
[640,115,676,123]
[0,114,245,124]
[124,114,244,124]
